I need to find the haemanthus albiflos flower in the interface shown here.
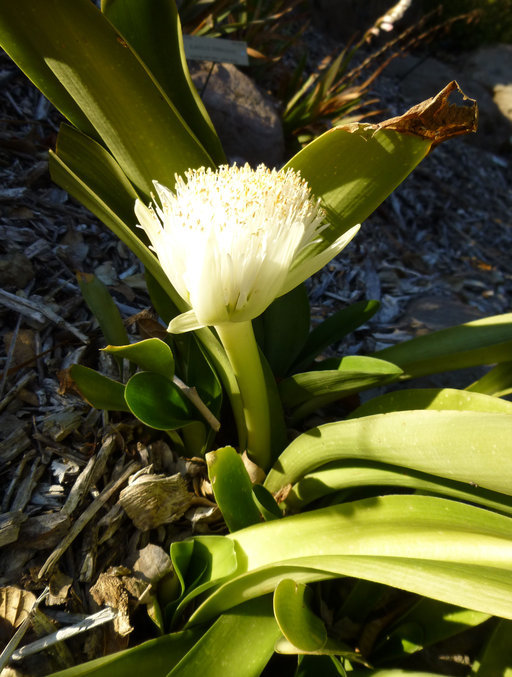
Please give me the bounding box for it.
[135,163,360,334]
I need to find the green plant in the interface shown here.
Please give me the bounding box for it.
[1,1,511,676]
[178,0,306,62]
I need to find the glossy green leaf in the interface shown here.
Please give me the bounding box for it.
[168,597,281,677]
[350,669,442,677]
[472,619,512,676]
[104,338,174,379]
[70,364,129,412]
[285,126,430,258]
[285,461,512,515]
[170,536,238,625]
[124,371,196,430]
[48,629,204,677]
[292,300,380,373]
[206,446,262,532]
[467,361,512,397]
[0,0,213,197]
[49,151,185,313]
[54,124,140,232]
[101,0,225,165]
[273,579,327,651]
[348,387,512,419]
[295,655,347,677]
[77,272,129,348]
[252,484,283,521]
[186,495,512,625]
[279,356,403,421]
[265,410,512,496]
[373,598,489,664]
[256,284,311,378]
[373,313,512,379]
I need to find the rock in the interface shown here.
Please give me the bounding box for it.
[191,62,284,167]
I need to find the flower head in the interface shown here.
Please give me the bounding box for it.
[135,163,359,333]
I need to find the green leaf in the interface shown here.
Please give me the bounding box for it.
[0,0,213,197]
[70,364,129,412]
[467,361,512,397]
[47,629,204,677]
[373,598,489,664]
[124,371,196,430]
[373,313,512,380]
[265,410,512,496]
[292,300,381,373]
[348,387,512,419]
[168,597,281,677]
[285,126,431,252]
[77,272,129,348]
[55,124,141,233]
[206,446,262,532]
[256,284,311,378]
[101,0,225,165]
[185,495,512,626]
[285,460,512,516]
[273,579,327,652]
[295,655,347,677]
[252,484,283,521]
[472,619,512,677]
[49,151,185,313]
[104,338,175,378]
[279,356,403,421]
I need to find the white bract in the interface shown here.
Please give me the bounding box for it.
[135,164,359,333]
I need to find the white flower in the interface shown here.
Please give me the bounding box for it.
[135,164,359,333]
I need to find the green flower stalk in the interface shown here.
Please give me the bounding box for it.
[135,164,359,468]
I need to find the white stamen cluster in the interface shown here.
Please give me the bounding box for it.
[135,163,358,333]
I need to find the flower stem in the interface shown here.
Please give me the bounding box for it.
[215,321,271,471]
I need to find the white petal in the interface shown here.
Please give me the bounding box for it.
[279,224,361,297]
[168,310,205,334]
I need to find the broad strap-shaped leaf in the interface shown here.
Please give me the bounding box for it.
[467,361,512,398]
[77,272,129,348]
[185,495,512,625]
[168,597,281,677]
[285,460,512,515]
[279,356,403,422]
[291,299,381,374]
[206,446,262,532]
[265,410,512,496]
[273,579,327,652]
[54,124,141,233]
[102,0,225,165]
[472,619,512,676]
[373,313,512,379]
[47,629,204,677]
[0,0,214,196]
[285,125,430,254]
[348,387,512,419]
[255,284,311,378]
[372,598,489,664]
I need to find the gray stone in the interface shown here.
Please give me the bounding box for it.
[191,62,284,168]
